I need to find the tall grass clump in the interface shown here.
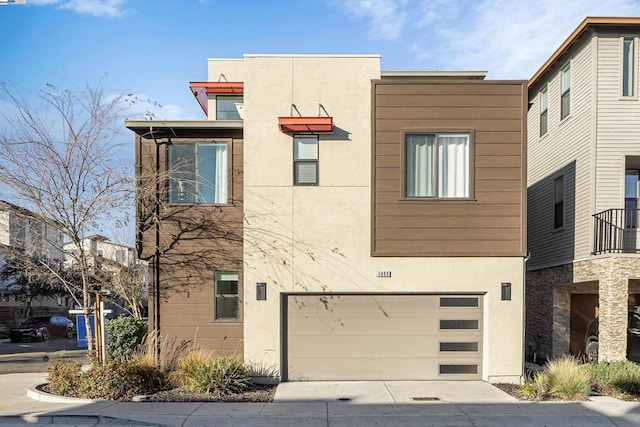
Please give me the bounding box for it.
[583,360,640,397]
[175,351,251,396]
[522,355,590,400]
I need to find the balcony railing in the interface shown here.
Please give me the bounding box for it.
[593,208,640,254]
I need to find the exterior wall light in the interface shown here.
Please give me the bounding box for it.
[501,282,512,301]
[256,282,267,301]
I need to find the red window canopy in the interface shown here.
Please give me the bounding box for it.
[189,82,244,116]
[278,116,334,134]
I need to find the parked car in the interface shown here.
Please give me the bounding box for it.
[585,309,640,363]
[9,316,76,343]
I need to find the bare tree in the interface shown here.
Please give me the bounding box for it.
[0,82,132,354]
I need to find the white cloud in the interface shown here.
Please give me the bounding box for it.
[415,0,640,78]
[338,0,640,78]
[337,0,410,41]
[29,0,127,17]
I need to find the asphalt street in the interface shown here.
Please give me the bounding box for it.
[0,338,88,374]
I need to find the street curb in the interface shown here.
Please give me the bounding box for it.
[0,415,165,426]
[27,383,102,404]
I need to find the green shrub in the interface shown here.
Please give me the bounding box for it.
[48,359,82,397]
[105,316,148,361]
[583,361,640,397]
[522,371,550,400]
[47,358,167,400]
[545,356,590,400]
[175,351,250,396]
[521,356,590,400]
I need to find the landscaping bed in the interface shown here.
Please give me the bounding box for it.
[493,357,640,401]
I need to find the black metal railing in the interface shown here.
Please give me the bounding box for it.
[593,208,640,254]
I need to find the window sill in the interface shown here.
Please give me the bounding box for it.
[559,114,572,126]
[211,319,242,323]
[552,226,565,233]
[166,202,235,208]
[619,95,638,101]
[400,197,477,203]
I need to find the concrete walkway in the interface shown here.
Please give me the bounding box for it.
[1,373,640,426]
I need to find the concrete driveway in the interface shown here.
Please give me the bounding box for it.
[274,380,517,403]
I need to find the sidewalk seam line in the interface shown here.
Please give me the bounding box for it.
[181,401,204,427]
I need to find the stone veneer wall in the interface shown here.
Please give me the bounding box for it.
[526,255,640,362]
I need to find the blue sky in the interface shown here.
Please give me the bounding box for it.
[3,0,640,121]
[1,0,640,241]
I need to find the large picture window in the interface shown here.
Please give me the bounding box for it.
[215,272,239,321]
[406,133,470,198]
[168,142,228,204]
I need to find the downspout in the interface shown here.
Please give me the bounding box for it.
[151,127,162,363]
[522,251,531,383]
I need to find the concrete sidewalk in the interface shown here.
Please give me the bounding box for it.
[1,373,640,426]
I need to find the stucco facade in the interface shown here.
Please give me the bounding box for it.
[130,54,527,383]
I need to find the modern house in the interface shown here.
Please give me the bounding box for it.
[127,54,527,382]
[0,200,68,328]
[526,17,640,363]
[63,235,135,269]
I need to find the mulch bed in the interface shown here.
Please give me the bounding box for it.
[146,384,276,402]
[38,383,276,402]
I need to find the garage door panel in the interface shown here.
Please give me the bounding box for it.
[288,334,481,358]
[288,357,482,381]
[286,294,483,381]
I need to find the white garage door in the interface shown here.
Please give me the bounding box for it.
[284,294,483,381]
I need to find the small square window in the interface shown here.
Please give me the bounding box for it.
[294,136,318,185]
[215,272,239,321]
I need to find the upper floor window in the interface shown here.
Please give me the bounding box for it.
[293,135,318,186]
[554,175,565,229]
[168,142,228,204]
[216,95,243,120]
[623,37,636,97]
[539,85,548,136]
[406,133,470,198]
[560,63,571,120]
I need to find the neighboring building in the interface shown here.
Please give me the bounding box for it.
[127,54,527,382]
[63,235,135,269]
[526,17,640,363]
[0,200,68,328]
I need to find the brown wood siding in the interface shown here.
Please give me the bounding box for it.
[136,133,244,357]
[372,80,527,256]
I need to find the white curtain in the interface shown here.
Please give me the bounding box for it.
[198,144,228,203]
[438,135,469,198]
[406,134,435,197]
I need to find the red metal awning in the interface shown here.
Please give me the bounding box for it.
[278,116,334,134]
[189,82,244,116]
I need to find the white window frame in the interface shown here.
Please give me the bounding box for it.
[293,135,319,186]
[622,36,637,98]
[405,132,471,199]
[560,63,571,120]
[539,85,548,136]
